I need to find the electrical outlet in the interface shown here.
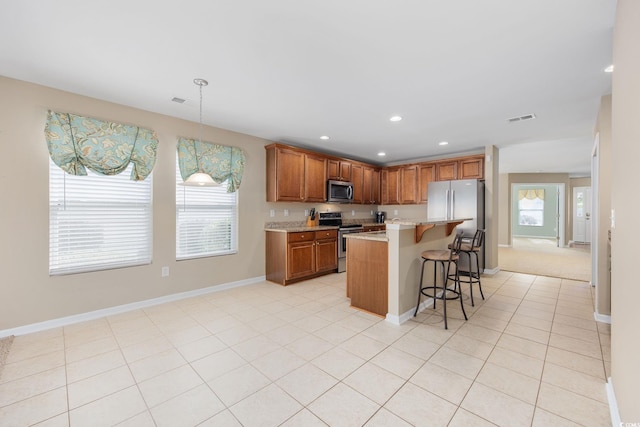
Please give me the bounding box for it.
[371,210,374,215]
[351,210,355,216]
[284,209,289,217]
[304,209,309,216]
[269,209,275,218]
[394,210,398,216]
[161,266,169,277]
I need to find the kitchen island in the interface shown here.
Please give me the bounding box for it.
[345,218,469,324]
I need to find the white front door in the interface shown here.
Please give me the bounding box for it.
[573,186,592,243]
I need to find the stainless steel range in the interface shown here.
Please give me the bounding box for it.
[319,212,363,273]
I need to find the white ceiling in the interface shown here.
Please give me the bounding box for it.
[0,0,615,176]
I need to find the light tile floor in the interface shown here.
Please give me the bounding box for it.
[0,271,612,426]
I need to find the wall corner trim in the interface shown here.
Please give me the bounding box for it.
[0,276,266,338]
[386,299,434,325]
[606,377,621,427]
[594,311,612,324]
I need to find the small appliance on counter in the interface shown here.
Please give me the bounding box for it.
[375,211,386,223]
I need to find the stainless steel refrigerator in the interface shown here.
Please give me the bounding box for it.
[427,179,485,272]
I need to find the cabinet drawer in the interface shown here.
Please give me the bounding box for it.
[315,229,338,240]
[287,232,315,243]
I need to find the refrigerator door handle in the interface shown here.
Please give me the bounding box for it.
[451,190,455,219]
[445,189,450,219]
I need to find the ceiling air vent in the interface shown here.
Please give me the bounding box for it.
[507,113,536,123]
[171,97,186,104]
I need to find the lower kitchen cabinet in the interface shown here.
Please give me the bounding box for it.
[266,229,338,285]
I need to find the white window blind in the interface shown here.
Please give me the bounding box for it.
[49,159,152,275]
[176,158,238,260]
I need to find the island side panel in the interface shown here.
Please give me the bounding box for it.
[387,223,458,320]
[346,238,388,316]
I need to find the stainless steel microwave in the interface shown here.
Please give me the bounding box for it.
[327,180,354,203]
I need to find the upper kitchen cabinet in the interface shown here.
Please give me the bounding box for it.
[436,160,458,181]
[327,159,352,182]
[458,155,484,180]
[381,168,400,205]
[351,163,364,204]
[400,165,419,204]
[418,163,435,203]
[363,166,380,205]
[304,153,328,202]
[435,155,484,181]
[266,144,327,202]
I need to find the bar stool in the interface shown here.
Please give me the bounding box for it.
[414,233,467,329]
[450,229,485,306]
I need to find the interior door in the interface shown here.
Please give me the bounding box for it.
[573,186,592,243]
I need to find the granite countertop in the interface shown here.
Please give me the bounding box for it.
[264,225,338,232]
[264,220,383,232]
[344,230,389,242]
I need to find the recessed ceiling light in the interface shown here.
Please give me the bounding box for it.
[604,65,614,73]
[389,116,402,122]
[438,141,449,146]
[377,151,386,157]
[320,135,330,140]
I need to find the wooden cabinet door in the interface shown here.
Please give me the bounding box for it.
[459,156,484,180]
[327,159,340,180]
[400,165,418,204]
[381,168,399,205]
[362,167,380,204]
[274,148,305,201]
[315,239,337,272]
[304,154,327,202]
[351,164,364,204]
[436,161,458,181]
[328,159,352,181]
[371,169,380,204]
[287,241,315,279]
[418,164,435,203]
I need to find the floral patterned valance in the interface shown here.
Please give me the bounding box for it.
[45,110,158,181]
[518,189,545,201]
[177,137,246,193]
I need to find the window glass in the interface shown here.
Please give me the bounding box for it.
[518,196,544,226]
[49,159,152,275]
[176,158,238,260]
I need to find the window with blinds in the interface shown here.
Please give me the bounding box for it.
[49,159,152,275]
[176,159,238,260]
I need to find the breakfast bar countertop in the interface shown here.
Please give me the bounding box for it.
[384,217,472,226]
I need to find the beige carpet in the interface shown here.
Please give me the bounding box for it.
[499,237,591,282]
[0,335,14,379]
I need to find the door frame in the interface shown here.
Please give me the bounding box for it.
[510,183,565,247]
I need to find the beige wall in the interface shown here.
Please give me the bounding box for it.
[484,146,499,271]
[611,0,640,420]
[498,173,510,245]
[594,96,611,317]
[0,76,271,330]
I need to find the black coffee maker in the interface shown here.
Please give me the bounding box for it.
[375,211,386,224]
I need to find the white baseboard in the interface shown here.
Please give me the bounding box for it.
[386,298,434,325]
[498,244,511,248]
[483,267,500,275]
[594,311,612,324]
[606,378,621,427]
[0,276,266,338]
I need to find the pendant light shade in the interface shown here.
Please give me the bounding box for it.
[183,171,215,186]
[183,78,220,187]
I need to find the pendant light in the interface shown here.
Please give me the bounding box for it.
[183,78,218,186]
